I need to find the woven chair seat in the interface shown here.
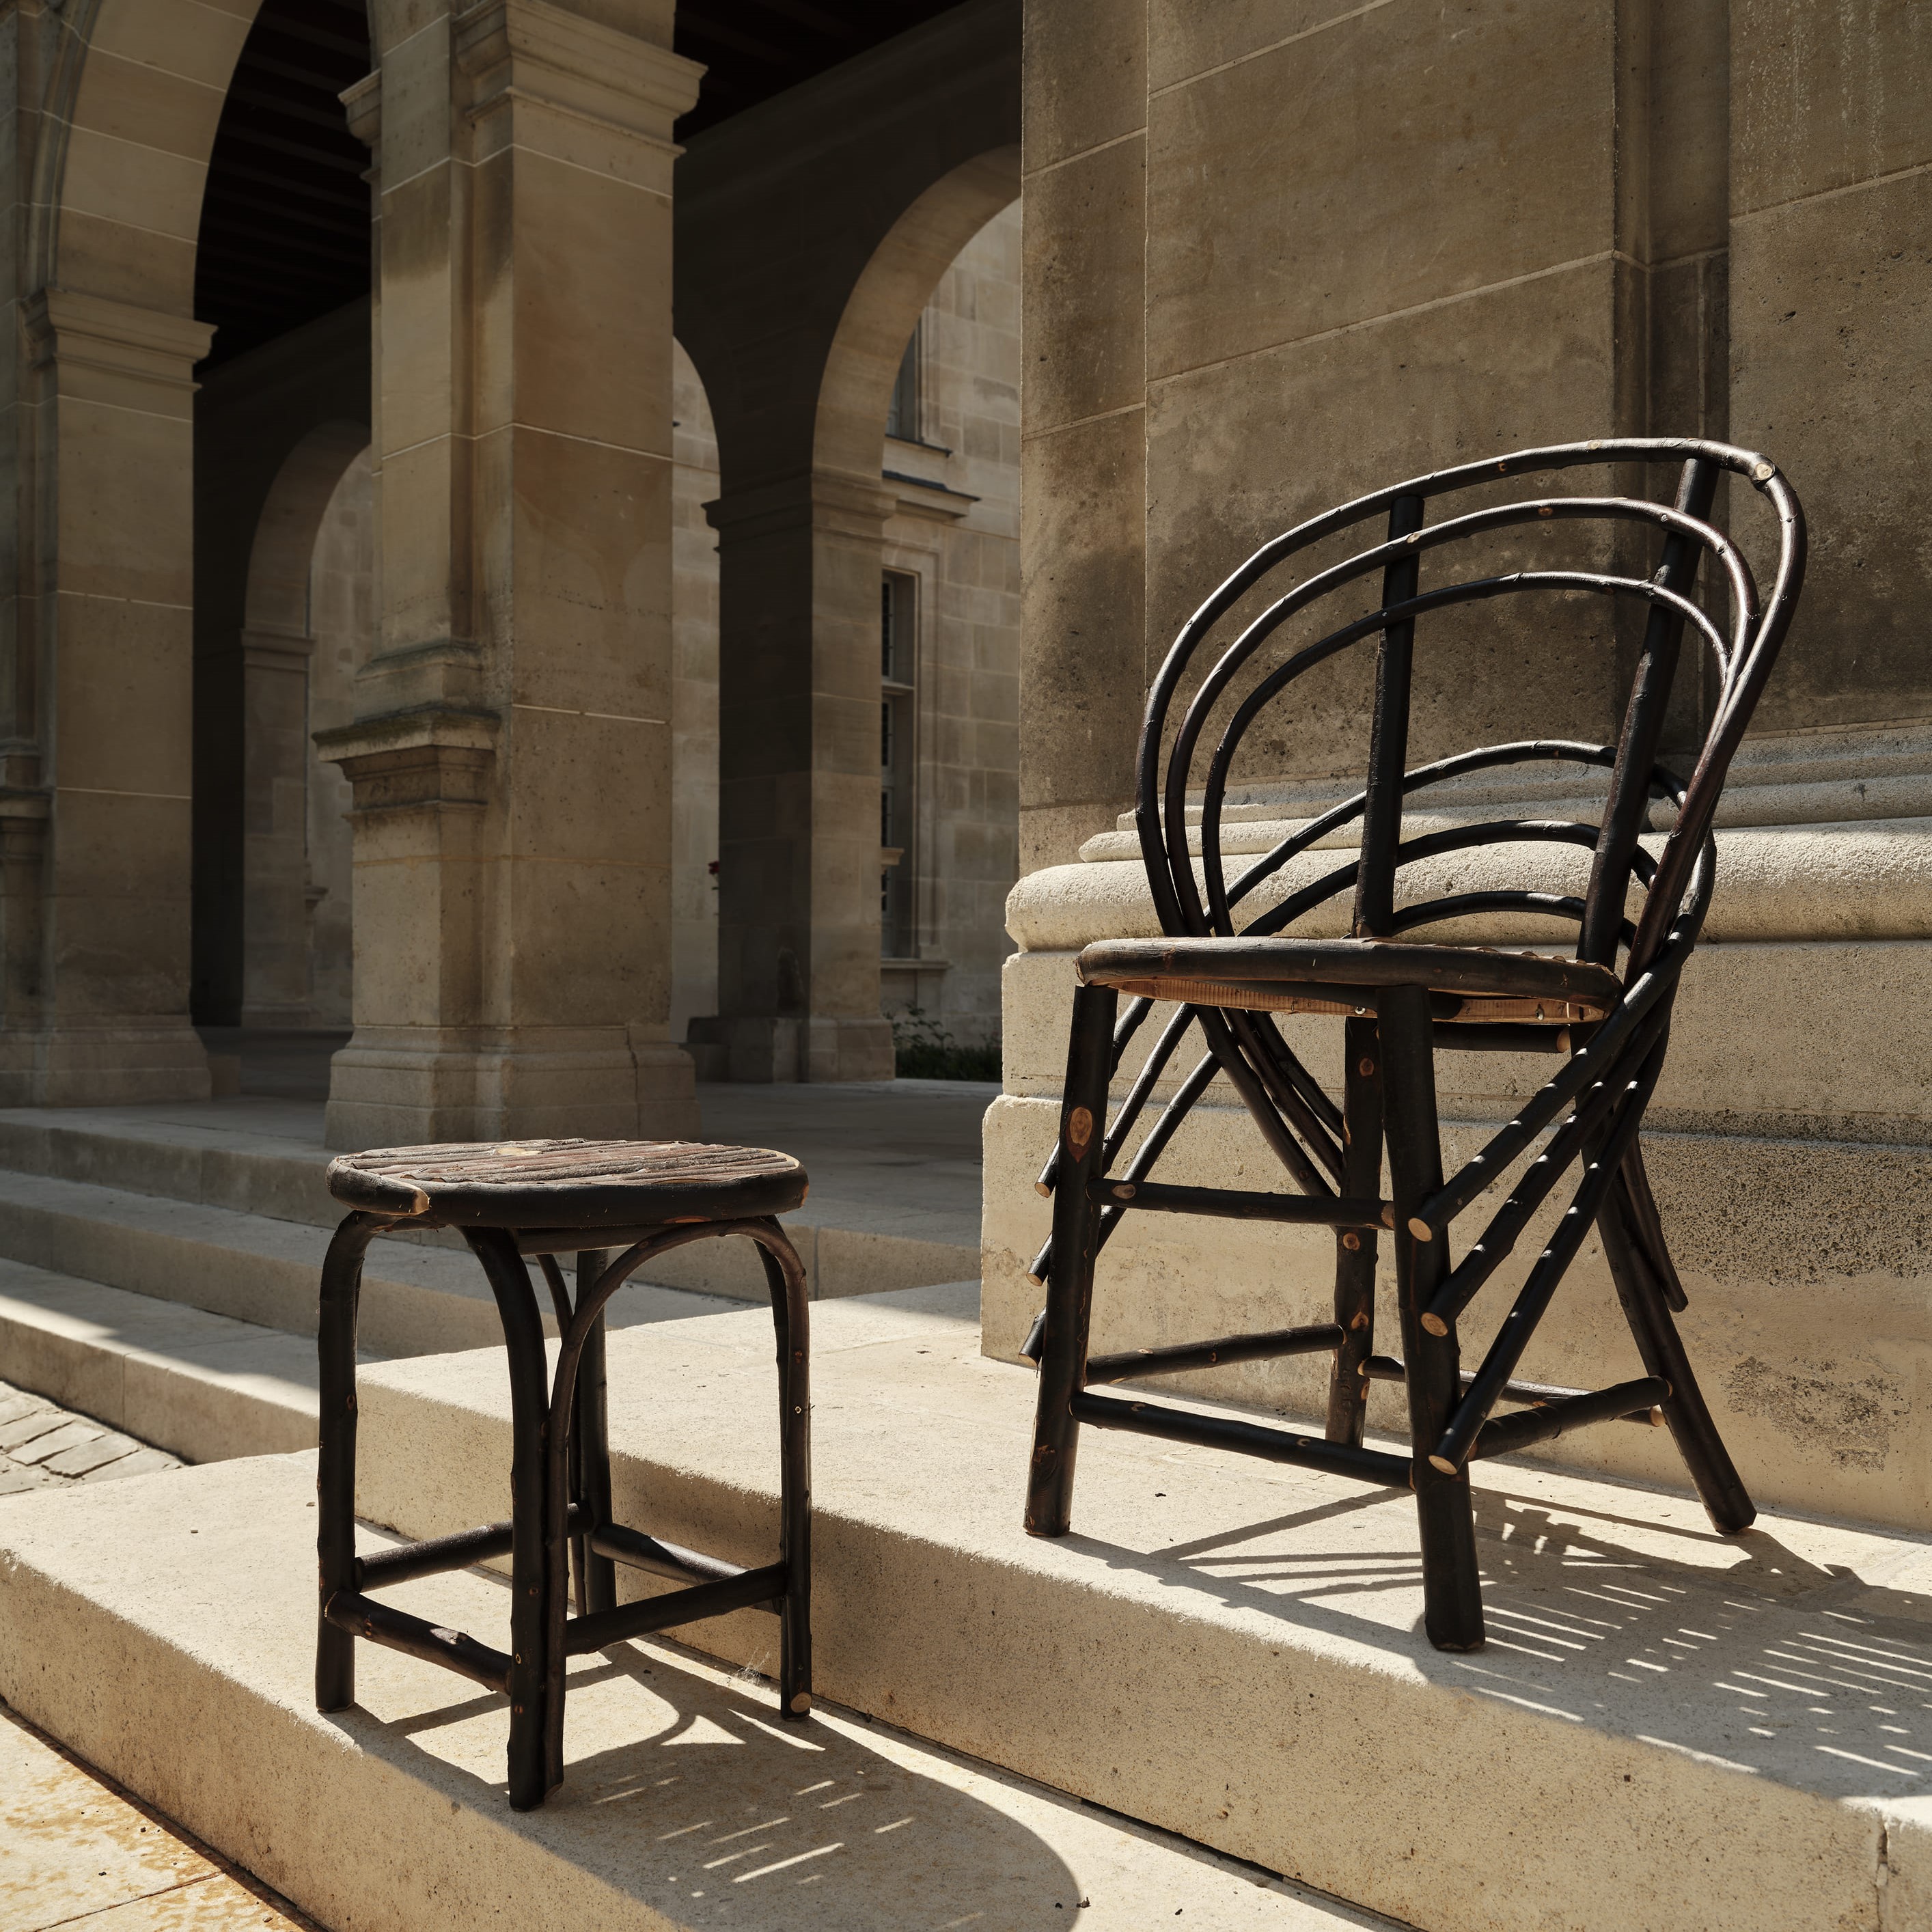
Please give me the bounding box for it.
[327,1137,808,1228]
[1077,936,1622,1024]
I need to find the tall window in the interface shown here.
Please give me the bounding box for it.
[880,570,917,956]
[885,322,922,443]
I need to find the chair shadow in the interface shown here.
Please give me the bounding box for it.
[1059,1472,1932,1803]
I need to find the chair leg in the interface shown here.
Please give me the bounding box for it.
[316,1212,385,1713]
[464,1229,557,1810]
[1379,986,1484,1651]
[1599,1193,1755,1534]
[574,1251,618,1617]
[758,1233,814,1719]
[1326,1015,1382,1445]
[1026,981,1117,1538]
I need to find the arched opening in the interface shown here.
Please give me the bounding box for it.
[810,151,1021,1068]
[867,199,1021,1060]
[231,424,368,1028]
[186,0,374,1084]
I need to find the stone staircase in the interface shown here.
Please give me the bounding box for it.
[3,1288,1927,1930]
[2,1094,1927,1929]
[0,1089,982,1467]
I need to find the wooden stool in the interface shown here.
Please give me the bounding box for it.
[314,1137,812,1810]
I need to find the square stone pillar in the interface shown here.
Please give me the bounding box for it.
[321,0,703,1149]
[707,471,898,1084]
[0,291,215,1105]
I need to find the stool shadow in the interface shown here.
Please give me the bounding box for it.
[343,1597,1088,1929]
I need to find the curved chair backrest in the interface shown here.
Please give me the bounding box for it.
[1137,439,1806,986]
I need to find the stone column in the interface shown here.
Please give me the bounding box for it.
[707,473,898,1084]
[320,0,703,1148]
[0,291,215,1105]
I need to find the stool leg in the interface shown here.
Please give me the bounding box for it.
[316,1213,385,1712]
[464,1229,557,1810]
[575,1251,618,1617]
[1379,985,1484,1652]
[1027,981,1117,1538]
[1327,1014,1383,1446]
[758,1232,813,1720]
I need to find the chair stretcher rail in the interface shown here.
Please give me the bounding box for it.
[1069,1389,1411,1486]
[1360,1356,1666,1429]
[1088,1178,1394,1228]
[1085,1323,1343,1383]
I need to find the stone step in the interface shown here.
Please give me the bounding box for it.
[0,1101,981,1303]
[0,1168,741,1364]
[0,1260,319,1465]
[348,1293,1931,1932]
[0,1454,1394,1932]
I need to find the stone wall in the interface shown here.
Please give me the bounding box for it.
[996,1,1932,1532]
[670,342,722,1047]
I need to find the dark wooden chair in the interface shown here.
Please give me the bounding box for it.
[1024,437,1806,1651]
[315,1137,812,1808]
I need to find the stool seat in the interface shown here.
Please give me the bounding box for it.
[327,1137,808,1228]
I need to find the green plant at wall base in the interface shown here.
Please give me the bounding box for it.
[892,1006,1000,1081]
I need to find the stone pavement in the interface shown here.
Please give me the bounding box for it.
[0,1384,321,1927]
[0,1378,182,1495]
[3,1696,320,1929]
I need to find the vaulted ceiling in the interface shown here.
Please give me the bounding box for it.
[193,0,972,366]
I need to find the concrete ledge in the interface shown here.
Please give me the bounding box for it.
[351,1296,1932,1932]
[0,1259,319,1463]
[0,1454,1386,1932]
[0,1169,740,1360]
[0,1109,979,1303]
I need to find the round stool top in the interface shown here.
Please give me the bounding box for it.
[327,1137,808,1228]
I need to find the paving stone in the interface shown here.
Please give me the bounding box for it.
[83,1448,180,1483]
[0,1408,70,1452]
[1,1700,320,1931]
[10,1420,101,1466]
[0,1388,180,1489]
[0,1390,53,1428]
[44,1432,141,1478]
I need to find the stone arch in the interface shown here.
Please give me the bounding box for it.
[674,0,1021,1081]
[232,422,372,1027]
[244,422,372,644]
[813,147,1019,488]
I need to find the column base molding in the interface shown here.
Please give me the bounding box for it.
[687,1014,895,1084]
[324,1025,699,1152]
[0,1020,211,1108]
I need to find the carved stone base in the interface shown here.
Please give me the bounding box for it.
[687,1014,896,1084]
[0,1021,212,1108]
[322,1025,700,1152]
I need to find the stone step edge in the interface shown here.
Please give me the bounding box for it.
[351,1300,1927,1932]
[0,1168,745,1362]
[0,1453,1405,1932]
[0,1262,321,1465]
[0,1114,978,1303]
